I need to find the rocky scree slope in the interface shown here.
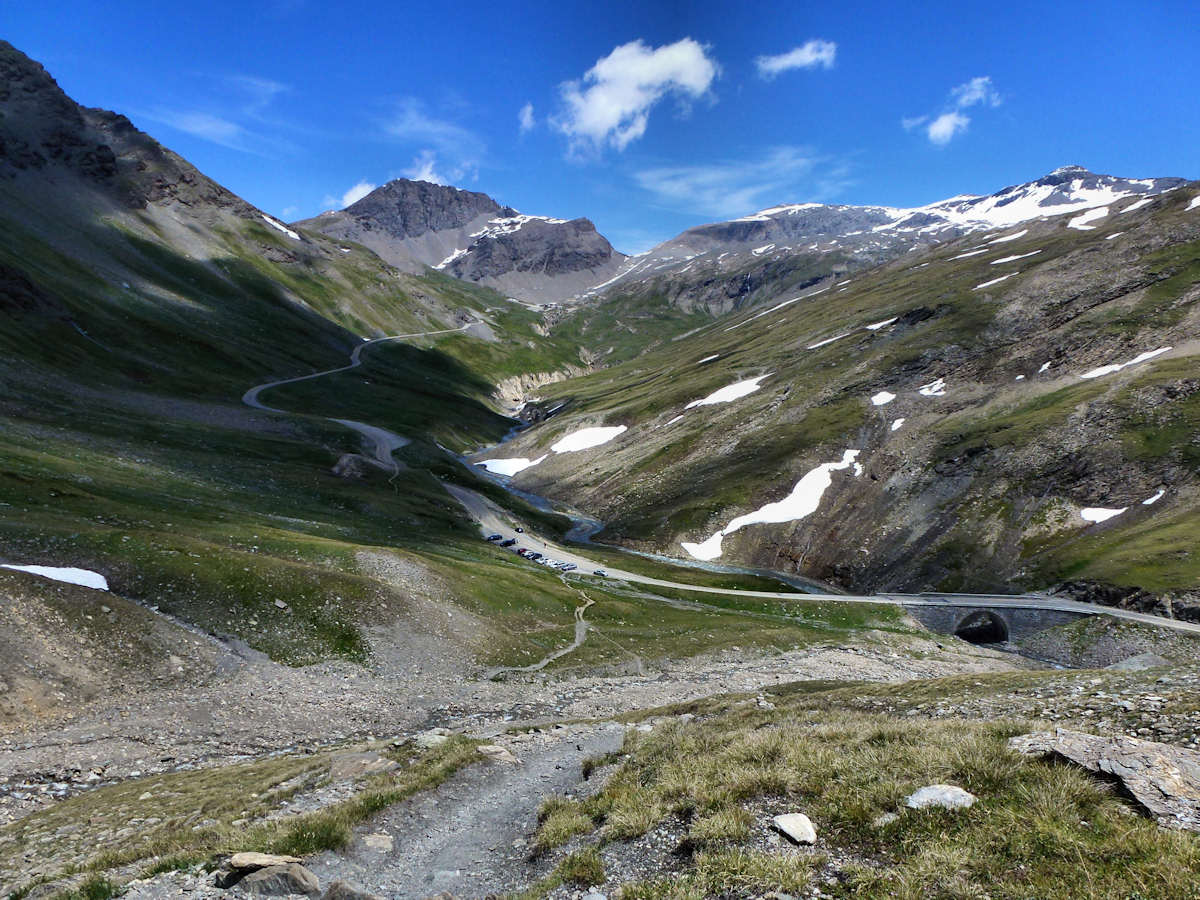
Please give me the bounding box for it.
[295,179,626,304]
[488,184,1200,615]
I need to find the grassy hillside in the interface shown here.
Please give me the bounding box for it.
[487,185,1200,601]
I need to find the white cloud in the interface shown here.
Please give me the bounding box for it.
[926,111,969,145]
[905,75,1000,145]
[755,39,837,79]
[555,38,718,153]
[951,76,1001,109]
[341,180,376,207]
[146,110,248,149]
[634,146,851,218]
[518,102,535,133]
[385,98,483,186]
[404,150,446,185]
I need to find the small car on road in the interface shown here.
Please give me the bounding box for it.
[486,534,503,542]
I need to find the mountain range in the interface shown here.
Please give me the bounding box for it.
[3,37,1200,900]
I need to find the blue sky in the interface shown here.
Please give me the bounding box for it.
[8,0,1198,253]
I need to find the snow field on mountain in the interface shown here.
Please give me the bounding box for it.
[1119,198,1153,213]
[551,426,628,452]
[871,391,895,406]
[975,272,1018,290]
[681,450,862,561]
[988,229,1028,243]
[477,426,628,474]
[477,455,546,475]
[1079,347,1171,379]
[991,250,1041,264]
[685,375,771,409]
[1081,489,1168,524]
[261,215,299,240]
[1,564,108,590]
[1067,207,1109,230]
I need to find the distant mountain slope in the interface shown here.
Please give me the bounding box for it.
[587,166,1186,300]
[485,183,1200,613]
[295,179,626,304]
[557,166,1188,366]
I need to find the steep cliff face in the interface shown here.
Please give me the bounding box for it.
[295,179,625,302]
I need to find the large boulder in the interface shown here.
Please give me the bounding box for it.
[1010,729,1200,831]
[238,863,320,896]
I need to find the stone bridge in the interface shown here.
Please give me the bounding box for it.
[899,598,1091,643]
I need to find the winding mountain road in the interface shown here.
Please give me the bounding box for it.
[242,324,470,471]
[242,332,1200,640]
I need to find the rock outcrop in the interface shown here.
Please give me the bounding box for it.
[1010,729,1200,831]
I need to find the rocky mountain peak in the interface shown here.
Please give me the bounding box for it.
[342,178,515,240]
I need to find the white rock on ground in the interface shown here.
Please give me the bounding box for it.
[905,784,977,809]
[772,812,817,844]
[477,744,521,764]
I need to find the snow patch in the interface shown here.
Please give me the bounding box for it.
[865,316,898,331]
[476,455,546,476]
[1081,507,1126,524]
[261,215,299,240]
[685,375,770,409]
[1143,489,1165,506]
[1079,347,1171,380]
[1067,207,1109,230]
[1038,361,1052,373]
[918,378,946,397]
[663,415,684,427]
[1119,198,1153,214]
[890,418,905,431]
[988,229,1028,244]
[1188,195,1200,211]
[435,247,469,270]
[697,354,719,364]
[806,332,851,350]
[951,248,989,259]
[974,272,1018,290]
[682,450,861,560]
[1105,232,1125,240]
[1,564,108,590]
[551,426,628,453]
[871,390,896,406]
[991,250,1041,265]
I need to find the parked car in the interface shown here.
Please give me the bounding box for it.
[516,548,529,557]
[486,533,503,542]
[515,527,524,533]
[593,570,608,577]
[526,552,543,560]
[500,538,516,547]
[560,563,577,571]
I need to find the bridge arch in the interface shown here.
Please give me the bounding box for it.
[954,610,1009,644]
